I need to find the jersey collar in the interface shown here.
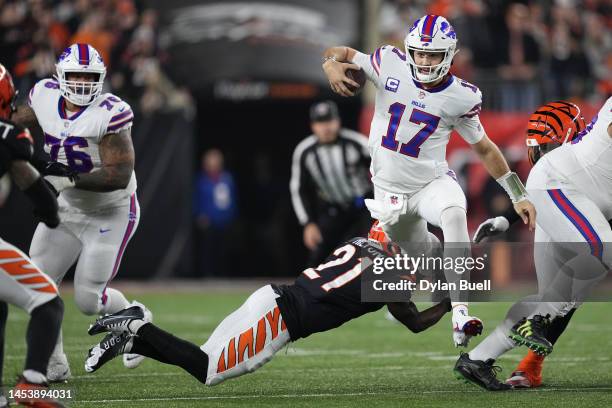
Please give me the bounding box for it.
[57,96,87,121]
[412,74,454,93]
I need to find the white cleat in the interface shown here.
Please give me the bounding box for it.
[46,351,71,383]
[122,300,152,369]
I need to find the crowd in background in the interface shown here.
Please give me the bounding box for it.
[381,0,611,110]
[0,0,191,114]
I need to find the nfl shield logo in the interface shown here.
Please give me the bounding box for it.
[418,90,426,99]
[390,195,398,205]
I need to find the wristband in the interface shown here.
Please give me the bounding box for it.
[496,171,528,203]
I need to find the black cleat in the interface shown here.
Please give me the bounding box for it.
[454,352,512,391]
[509,315,553,356]
[88,305,144,335]
[85,332,133,373]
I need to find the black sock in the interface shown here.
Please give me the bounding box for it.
[547,308,576,345]
[135,323,209,383]
[130,337,172,364]
[25,297,64,374]
[0,301,8,387]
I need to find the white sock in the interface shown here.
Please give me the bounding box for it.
[100,288,130,314]
[128,319,146,334]
[22,369,47,385]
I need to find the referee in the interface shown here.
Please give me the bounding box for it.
[290,100,372,266]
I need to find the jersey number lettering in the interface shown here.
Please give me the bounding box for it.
[302,244,362,292]
[45,134,94,173]
[381,103,440,158]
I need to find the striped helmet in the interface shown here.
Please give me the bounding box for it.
[368,221,403,256]
[526,101,586,165]
[404,15,458,83]
[55,43,106,106]
[0,63,16,120]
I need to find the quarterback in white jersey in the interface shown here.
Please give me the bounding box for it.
[11,43,152,380]
[323,15,536,347]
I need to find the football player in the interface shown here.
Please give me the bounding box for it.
[321,15,536,347]
[455,99,612,390]
[0,63,67,407]
[11,43,152,381]
[83,231,458,386]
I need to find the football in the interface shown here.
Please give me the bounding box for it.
[346,68,366,94]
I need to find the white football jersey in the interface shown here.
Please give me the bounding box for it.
[352,46,484,194]
[537,97,612,216]
[29,78,137,211]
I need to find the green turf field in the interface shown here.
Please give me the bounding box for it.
[3,292,611,407]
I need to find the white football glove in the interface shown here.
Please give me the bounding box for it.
[472,216,510,243]
[364,198,401,227]
[452,306,483,347]
[44,175,75,194]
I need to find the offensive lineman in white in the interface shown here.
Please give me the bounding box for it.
[455,98,612,390]
[322,15,536,347]
[11,43,152,380]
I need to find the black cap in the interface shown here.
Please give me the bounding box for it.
[310,100,339,122]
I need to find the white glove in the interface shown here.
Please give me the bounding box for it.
[452,305,483,347]
[472,216,510,243]
[365,198,401,227]
[44,175,75,194]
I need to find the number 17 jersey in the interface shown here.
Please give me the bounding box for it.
[29,78,137,211]
[352,46,485,195]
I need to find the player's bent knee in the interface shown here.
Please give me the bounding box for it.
[74,290,103,315]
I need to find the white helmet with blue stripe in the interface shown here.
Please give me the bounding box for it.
[404,15,458,83]
[55,43,106,106]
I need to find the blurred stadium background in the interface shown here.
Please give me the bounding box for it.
[0,0,610,280]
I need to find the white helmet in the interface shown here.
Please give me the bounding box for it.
[55,43,106,106]
[404,15,458,83]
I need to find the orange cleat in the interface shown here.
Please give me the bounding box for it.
[12,377,65,407]
[505,350,544,388]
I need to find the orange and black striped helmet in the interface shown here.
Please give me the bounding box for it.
[526,101,586,165]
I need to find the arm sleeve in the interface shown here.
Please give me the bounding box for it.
[351,46,388,88]
[290,143,317,226]
[455,102,485,144]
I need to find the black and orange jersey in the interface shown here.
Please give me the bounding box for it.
[0,118,34,176]
[275,237,388,341]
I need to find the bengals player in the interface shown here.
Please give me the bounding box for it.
[0,63,67,407]
[83,232,454,387]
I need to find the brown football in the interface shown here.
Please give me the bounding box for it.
[345,68,366,94]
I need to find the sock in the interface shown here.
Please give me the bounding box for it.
[26,297,64,374]
[547,308,576,345]
[22,369,47,385]
[100,288,130,314]
[469,323,516,362]
[440,207,471,304]
[130,337,172,364]
[128,319,147,334]
[135,323,209,383]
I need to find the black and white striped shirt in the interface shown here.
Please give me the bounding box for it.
[290,129,372,225]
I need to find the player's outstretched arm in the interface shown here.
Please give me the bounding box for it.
[10,105,39,132]
[387,299,452,333]
[322,46,361,97]
[73,128,134,192]
[471,135,536,230]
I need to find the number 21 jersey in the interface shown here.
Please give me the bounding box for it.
[352,46,484,195]
[29,78,136,211]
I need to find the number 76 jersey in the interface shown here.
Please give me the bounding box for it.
[28,78,137,211]
[352,46,484,195]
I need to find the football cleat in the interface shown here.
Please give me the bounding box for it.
[509,315,553,356]
[122,301,153,369]
[88,305,145,335]
[12,376,65,407]
[454,352,512,391]
[85,332,133,373]
[505,370,542,388]
[46,352,71,383]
